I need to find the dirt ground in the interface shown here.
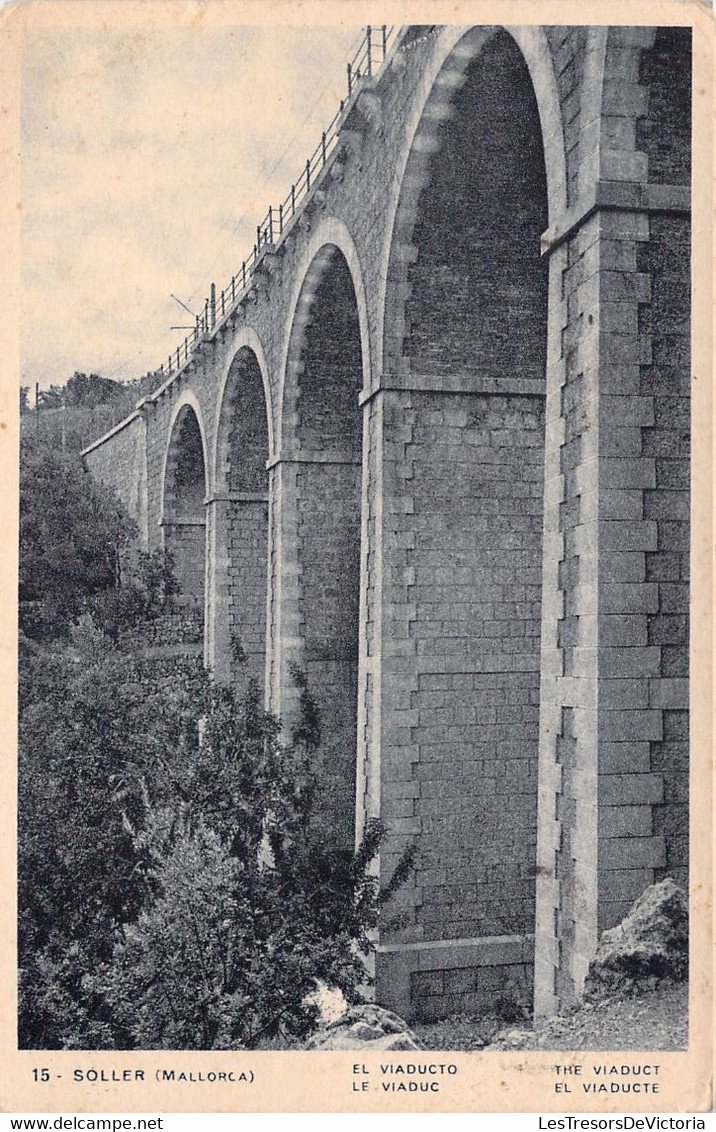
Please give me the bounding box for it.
[414,982,688,1052]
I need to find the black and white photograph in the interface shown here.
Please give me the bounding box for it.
[6,0,712,1114]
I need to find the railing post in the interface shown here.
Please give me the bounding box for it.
[144,24,397,381]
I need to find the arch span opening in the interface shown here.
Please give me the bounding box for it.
[282,245,364,850]
[379,28,550,1021]
[211,346,271,689]
[404,29,548,382]
[162,404,208,643]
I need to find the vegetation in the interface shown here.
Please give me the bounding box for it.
[19,438,173,641]
[20,371,160,453]
[19,438,398,1050]
[21,371,154,416]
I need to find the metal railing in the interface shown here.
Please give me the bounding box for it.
[156,25,396,382]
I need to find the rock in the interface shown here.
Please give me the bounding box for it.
[379,1033,423,1051]
[488,1026,534,1051]
[303,981,348,1024]
[351,1022,385,1041]
[584,878,688,1001]
[306,1002,424,1051]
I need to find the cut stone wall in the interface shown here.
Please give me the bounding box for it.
[298,459,362,847]
[391,391,544,944]
[83,414,148,544]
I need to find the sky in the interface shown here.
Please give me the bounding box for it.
[20,21,361,389]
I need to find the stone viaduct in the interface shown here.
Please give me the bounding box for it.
[83,24,691,1023]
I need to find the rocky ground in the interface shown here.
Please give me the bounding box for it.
[487,878,689,1052]
[414,982,687,1052]
[305,879,689,1053]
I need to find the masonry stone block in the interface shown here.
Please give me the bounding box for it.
[599,774,664,806]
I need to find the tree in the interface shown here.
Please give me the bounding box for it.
[19,439,133,637]
[36,384,63,410]
[64,372,123,409]
[19,439,174,640]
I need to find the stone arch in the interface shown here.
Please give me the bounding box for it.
[277,216,371,455]
[272,232,369,851]
[379,25,567,377]
[161,394,209,643]
[374,25,554,1022]
[161,392,209,516]
[207,336,272,690]
[213,327,275,479]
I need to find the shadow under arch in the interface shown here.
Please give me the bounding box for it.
[206,336,273,691]
[161,394,210,649]
[371,25,555,1023]
[271,231,369,852]
[277,216,371,457]
[212,326,275,482]
[378,24,567,379]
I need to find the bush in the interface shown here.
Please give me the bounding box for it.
[20,439,176,641]
[19,627,400,1048]
[95,821,367,1049]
